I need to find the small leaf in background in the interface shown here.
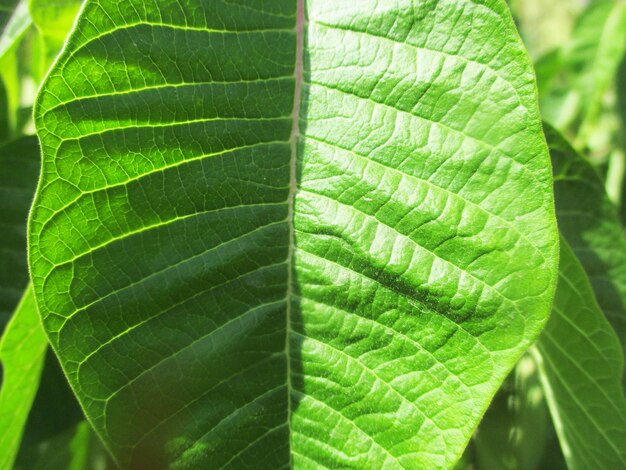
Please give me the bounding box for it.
[508,0,581,59]
[617,55,626,222]
[0,0,29,60]
[532,239,626,469]
[0,286,48,470]
[15,420,112,470]
[15,352,86,467]
[547,124,626,377]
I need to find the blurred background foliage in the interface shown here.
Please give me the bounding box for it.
[513,0,626,212]
[0,0,625,469]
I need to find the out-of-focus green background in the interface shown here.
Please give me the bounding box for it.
[512,0,626,213]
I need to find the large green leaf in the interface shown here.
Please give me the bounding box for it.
[0,136,40,329]
[0,286,48,470]
[30,0,559,467]
[532,239,626,470]
[547,125,626,370]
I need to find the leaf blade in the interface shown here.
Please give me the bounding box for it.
[30,0,559,467]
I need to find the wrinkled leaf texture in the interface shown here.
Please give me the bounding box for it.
[30,0,558,468]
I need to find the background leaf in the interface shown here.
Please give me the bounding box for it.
[15,352,87,467]
[547,125,626,376]
[532,239,626,470]
[0,286,48,470]
[28,0,81,80]
[0,0,30,60]
[507,0,581,59]
[536,0,626,153]
[15,421,112,470]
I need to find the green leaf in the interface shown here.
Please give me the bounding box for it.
[0,136,40,329]
[29,0,559,467]
[16,350,86,462]
[532,239,626,469]
[0,286,48,470]
[547,125,626,373]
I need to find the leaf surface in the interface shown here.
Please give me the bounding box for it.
[30,0,559,467]
[532,239,626,470]
[0,286,48,469]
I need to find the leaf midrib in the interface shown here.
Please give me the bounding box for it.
[285,0,305,464]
